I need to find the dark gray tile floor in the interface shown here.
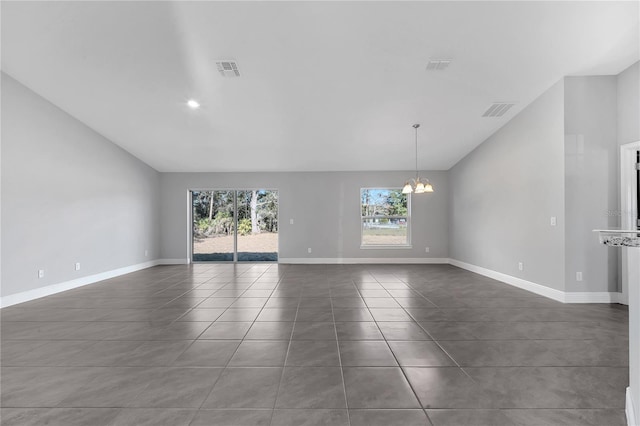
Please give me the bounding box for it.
[0,264,629,425]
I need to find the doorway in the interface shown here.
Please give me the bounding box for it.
[191,189,278,262]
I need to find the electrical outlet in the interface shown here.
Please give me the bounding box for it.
[518,262,524,271]
[75,263,81,271]
[308,248,312,254]
[550,216,557,226]
[576,271,583,281]
[144,249,149,257]
[425,247,430,253]
[38,269,45,278]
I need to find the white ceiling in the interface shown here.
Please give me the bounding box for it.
[2,1,638,172]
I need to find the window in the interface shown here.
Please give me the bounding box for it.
[360,188,410,248]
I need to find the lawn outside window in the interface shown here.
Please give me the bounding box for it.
[360,188,411,249]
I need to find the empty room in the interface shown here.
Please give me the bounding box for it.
[1,1,639,425]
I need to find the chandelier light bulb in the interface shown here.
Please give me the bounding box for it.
[402,182,413,194]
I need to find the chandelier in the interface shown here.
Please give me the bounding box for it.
[402,124,434,194]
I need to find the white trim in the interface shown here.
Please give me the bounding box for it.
[2,256,625,308]
[564,291,624,304]
[449,258,624,304]
[449,259,566,302]
[0,260,159,308]
[279,257,449,264]
[628,387,638,426]
[593,229,640,234]
[156,258,190,265]
[359,245,413,250]
[187,189,193,263]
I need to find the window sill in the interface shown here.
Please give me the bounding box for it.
[360,245,413,250]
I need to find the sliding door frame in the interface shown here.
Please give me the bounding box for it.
[188,188,279,264]
[233,191,238,262]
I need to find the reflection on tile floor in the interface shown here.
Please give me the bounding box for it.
[0,264,629,425]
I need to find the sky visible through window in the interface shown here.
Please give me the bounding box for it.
[361,188,407,217]
[361,188,409,246]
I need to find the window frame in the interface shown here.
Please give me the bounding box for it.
[359,187,412,249]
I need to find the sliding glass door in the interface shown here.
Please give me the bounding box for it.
[236,190,279,261]
[191,190,278,262]
[191,190,235,261]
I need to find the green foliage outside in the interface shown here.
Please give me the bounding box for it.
[213,211,233,236]
[361,189,408,217]
[238,218,252,236]
[192,190,278,239]
[195,218,215,237]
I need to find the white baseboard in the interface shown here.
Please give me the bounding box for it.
[564,291,624,304]
[449,258,566,302]
[0,260,159,308]
[279,257,450,265]
[449,258,624,304]
[628,387,638,426]
[157,258,190,265]
[2,256,625,308]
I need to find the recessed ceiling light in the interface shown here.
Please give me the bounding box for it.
[187,99,200,109]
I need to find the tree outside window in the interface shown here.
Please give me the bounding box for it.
[360,188,410,247]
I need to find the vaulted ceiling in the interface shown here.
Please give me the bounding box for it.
[2,1,638,172]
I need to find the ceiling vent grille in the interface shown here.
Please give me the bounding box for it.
[426,59,451,70]
[216,61,240,77]
[482,102,514,117]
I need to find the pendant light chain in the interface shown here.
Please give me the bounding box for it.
[415,124,419,179]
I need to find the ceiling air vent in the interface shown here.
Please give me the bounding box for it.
[216,61,240,77]
[426,59,451,71]
[482,102,514,118]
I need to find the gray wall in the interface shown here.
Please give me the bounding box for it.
[449,80,566,291]
[159,171,449,261]
[1,73,161,297]
[564,76,619,293]
[617,61,640,146]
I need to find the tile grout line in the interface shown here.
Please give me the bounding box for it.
[332,278,352,426]
[386,272,461,424]
[169,265,277,365]
[195,265,278,413]
[361,275,430,422]
[268,267,302,426]
[389,273,470,377]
